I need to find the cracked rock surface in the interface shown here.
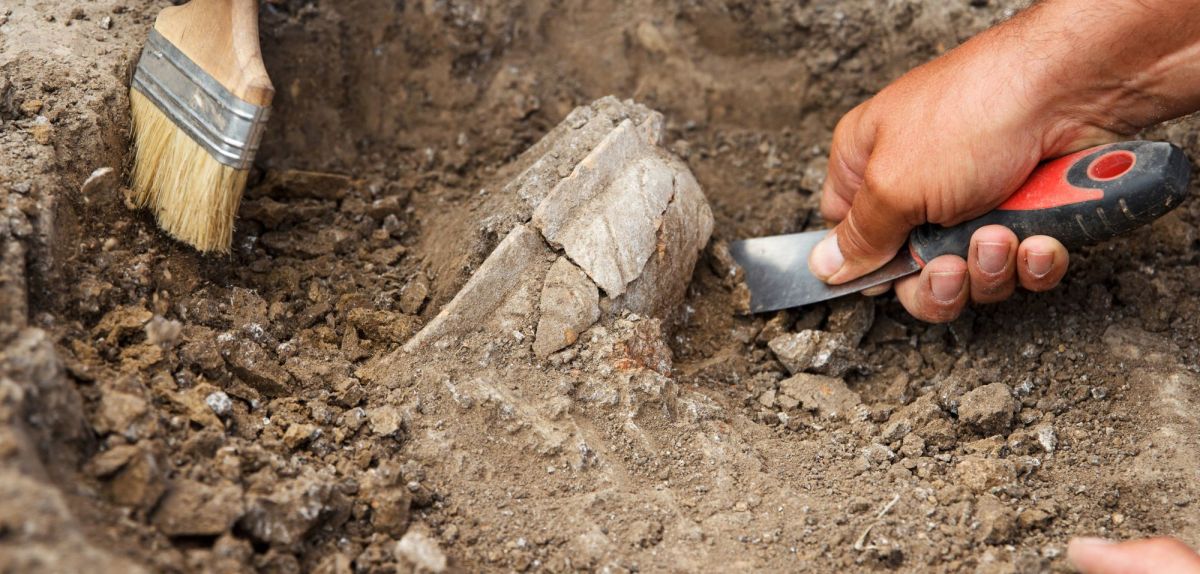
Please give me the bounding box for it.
[398,97,713,358]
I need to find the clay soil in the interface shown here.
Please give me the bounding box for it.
[3,0,1200,572]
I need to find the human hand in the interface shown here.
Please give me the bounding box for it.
[809,0,1200,322]
[1069,537,1200,574]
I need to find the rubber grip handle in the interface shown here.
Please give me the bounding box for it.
[909,141,1192,265]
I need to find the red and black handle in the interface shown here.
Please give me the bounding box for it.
[909,141,1192,264]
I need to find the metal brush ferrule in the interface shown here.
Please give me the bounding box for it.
[131,29,270,170]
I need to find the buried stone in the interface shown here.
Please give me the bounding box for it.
[398,97,713,356]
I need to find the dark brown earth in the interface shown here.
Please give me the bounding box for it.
[2,1,1200,572]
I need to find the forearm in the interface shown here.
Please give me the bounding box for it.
[979,0,1200,138]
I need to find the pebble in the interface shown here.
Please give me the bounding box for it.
[957,383,1016,435]
[394,530,447,573]
[1035,424,1057,453]
[205,391,233,418]
[99,15,112,29]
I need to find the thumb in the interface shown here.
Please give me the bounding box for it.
[809,185,915,285]
[1068,537,1200,574]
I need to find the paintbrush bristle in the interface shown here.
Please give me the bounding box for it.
[129,89,249,254]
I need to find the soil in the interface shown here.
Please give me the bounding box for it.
[3,0,1200,572]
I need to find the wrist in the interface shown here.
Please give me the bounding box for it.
[996,0,1200,141]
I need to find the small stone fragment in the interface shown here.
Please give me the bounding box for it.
[778,373,861,419]
[975,494,1017,543]
[534,257,600,357]
[239,472,350,546]
[31,116,51,145]
[861,443,895,466]
[957,383,1016,435]
[80,166,117,198]
[955,455,1017,493]
[827,297,875,347]
[93,389,149,436]
[205,391,233,418]
[19,99,43,115]
[1035,424,1057,453]
[366,406,404,437]
[1018,508,1054,531]
[153,480,245,537]
[768,330,857,377]
[283,423,318,450]
[399,274,430,314]
[394,530,448,573]
[144,315,183,347]
[223,339,291,396]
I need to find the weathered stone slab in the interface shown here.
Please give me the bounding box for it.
[623,162,713,317]
[399,98,713,359]
[534,258,600,358]
[403,224,551,352]
[533,120,675,297]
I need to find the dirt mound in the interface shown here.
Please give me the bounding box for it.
[2,1,1200,572]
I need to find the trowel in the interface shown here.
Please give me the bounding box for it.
[731,141,1192,313]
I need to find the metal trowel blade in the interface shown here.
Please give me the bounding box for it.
[729,230,920,313]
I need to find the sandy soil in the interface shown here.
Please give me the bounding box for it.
[2,0,1200,572]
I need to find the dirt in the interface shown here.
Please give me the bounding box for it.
[3,0,1200,572]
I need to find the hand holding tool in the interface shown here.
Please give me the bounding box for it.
[731,141,1192,313]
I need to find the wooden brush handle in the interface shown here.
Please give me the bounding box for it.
[154,0,274,106]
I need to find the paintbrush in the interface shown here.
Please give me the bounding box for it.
[129,0,274,253]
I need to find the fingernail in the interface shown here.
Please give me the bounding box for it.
[930,271,965,303]
[1027,250,1055,278]
[977,242,1009,274]
[810,233,844,280]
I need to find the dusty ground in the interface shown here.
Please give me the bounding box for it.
[3,0,1200,572]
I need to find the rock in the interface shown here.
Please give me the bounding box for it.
[402,225,552,352]
[205,391,233,418]
[1035,424,1057,453]
[144,316,182,347]
[620,162,713,317]
[394,530,447,573]
[31,116,52,145]
[239,470,350,547]
[862,443,895,465]
[757,388,777,409]
[399,274,430,315]
[283,423,318,450]
[827,297,875,347]
[955,455,1017,493]
[778,373,861,419]
[93,388,150,437]
[80,167,117,198]
[880,419,912,444]
[92,305,153,342]
[1017,507,1054,531]
[153,480,245,537]
[366,406,404,438]
[975,494,1017,543]
[223,339,291,396]
[258,169,353,201]
[532,122,674,297]
[768,330,857,377]
[899,433,926,458]
[87,444,166,512]
[368,486,412,537]
[534,257,600,357]
[958,383,1016,435]
[397,98,712,355]
[345,308,420,345]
